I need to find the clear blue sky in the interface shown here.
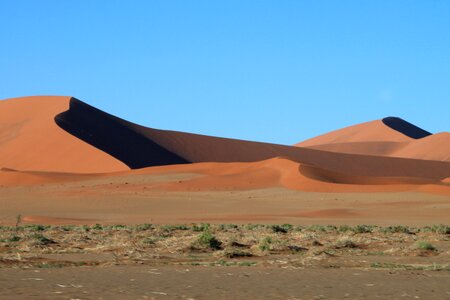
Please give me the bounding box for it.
[1,1,449,144]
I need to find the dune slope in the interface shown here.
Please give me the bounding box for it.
[295,117,449,162]
[0,96,128,173]
[1,96,449,187]
[53,98,450,181]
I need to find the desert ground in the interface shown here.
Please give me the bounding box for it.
[0,96,449,299]
[0,224,449,299]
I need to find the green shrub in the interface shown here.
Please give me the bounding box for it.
[192,223,211,232]
[270,224,292,233]
[160,224,189,232]
[245,224,264,231]
[338,225,352,233]
[91,224,103,230]
[423,224,450,234]
[218,224,239,231]
[258,237,273,251]
[135,224,153,231]
[415,241,436,251]
[381,226,411,234]
[353,225,374,234]
[25,224,49,231]
[32,234,54,246]
[197,231,221,250]
[8,235,21,242]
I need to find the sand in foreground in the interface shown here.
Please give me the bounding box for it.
[1,266,449,300]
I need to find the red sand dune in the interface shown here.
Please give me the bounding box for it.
[295,118,449,162]
[392,132,450,162]
[146,157,447,194]
[0,96,449,196]
[0,96,128,173]
[296,119,416,147]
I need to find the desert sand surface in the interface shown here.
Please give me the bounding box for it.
[0,165,449,226]
[1,265,449,300]
[0,95,449,226]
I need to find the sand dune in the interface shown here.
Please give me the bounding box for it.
[296,118,418,147]
[295,117,449,162]
[0,96,128,173]
[1,95,450,226]
[1,95,450,227]
[2,157,448,196]
[392,132,450,161]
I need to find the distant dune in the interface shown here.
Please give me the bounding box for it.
[295,117,449,162]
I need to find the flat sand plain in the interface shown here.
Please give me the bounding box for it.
[1,183,450,226]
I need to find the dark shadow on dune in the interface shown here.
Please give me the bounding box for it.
[382,117,432,139]
[55,98,189,169]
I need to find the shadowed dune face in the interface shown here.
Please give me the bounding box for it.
[381,117,432,139]
[55,98,188,168]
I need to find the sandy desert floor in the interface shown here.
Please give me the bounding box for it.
[0,224,449,299]
[2,266,450,300]
[1,173,449,226]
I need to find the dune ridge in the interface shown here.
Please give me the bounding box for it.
[0,95,449,196]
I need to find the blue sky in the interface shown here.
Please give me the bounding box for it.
[1,1,449,144]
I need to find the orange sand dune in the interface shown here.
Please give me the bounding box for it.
[296,141,409,156]
[296,118,449,162]
[147,157,449,194]
[296,119,416,147]
[1,96,449,226]
[1,96,449,195]
[0,168,99,186]
[3,157,449,195]
[391,132,450,162]
[0,96,128,173]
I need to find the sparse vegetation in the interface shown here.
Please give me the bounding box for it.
[415,241,437,251]
[32,233,54,246]
[0,223,447,270]
[422,224,450,235]
[381,225,412,234]
[258,236,273,251]
[334,239,358,249]
[223,248,253,258]
[192,223,211,232]
[270,224,293,233]
[195,231,222,250]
